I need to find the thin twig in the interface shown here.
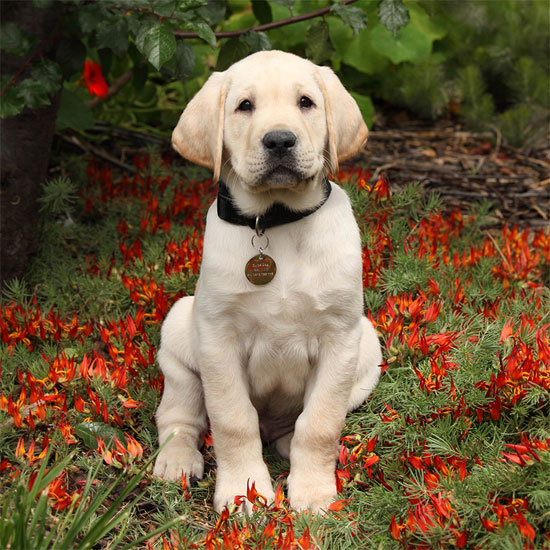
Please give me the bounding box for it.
[91,122,170,146]
[0,33,59,97]
[57,133,137,173]
[88,70,133,109]
[174,0,358,39]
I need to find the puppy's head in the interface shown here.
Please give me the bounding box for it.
[172,51,367,199]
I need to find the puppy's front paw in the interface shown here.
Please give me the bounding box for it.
[153,442,204,482]
[214,466,275,514]
[287,470,337,514]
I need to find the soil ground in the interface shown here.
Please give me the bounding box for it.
[356,118,549,229]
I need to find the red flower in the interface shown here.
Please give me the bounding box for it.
[83,60,108,98]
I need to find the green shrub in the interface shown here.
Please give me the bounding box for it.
[1,0,547,147]
[457,65,495,132]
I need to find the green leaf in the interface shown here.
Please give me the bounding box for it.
[377,0,409,36]
[96,18,129,58]
[74,421,125,450]
[16,79,51,109]
[253,0,272,25]
[0,22,33,55]
[330,4,367,36]
[407,3,446,43]
[197,0,226,25]
[172,40,195,79]
[172,0,209,20]
[306,20,334,64]
[270,0,294,13]
[370,22,431,64]
[30,59,62,96]
[78,4,104,34]
[216,37,249,71]
[150,0,177,16]
[0,76,25,118]
[56,88,95,131]
[350,91,374,128]
[241,30,272,53]
[266,2,310,48]
[188,20,217,49]
[136,23,177,70]
[328,16,389,75]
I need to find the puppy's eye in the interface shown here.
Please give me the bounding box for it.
[299,96,314,109]
[237,99,253,112]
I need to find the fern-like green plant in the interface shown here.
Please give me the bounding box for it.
[398,58,448,120]
[1,277,32,304]
[510,57,549,108]
[38,176,78,217]
[457,65,495,131]
[499,104,546,149]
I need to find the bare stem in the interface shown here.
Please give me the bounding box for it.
[174,0,358,40]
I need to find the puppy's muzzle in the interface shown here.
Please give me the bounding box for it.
[262,130,297,159]
[256,129,309,188]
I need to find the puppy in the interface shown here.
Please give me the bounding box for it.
[153,50,382,513]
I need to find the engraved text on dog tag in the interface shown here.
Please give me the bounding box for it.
[245,254,276,285]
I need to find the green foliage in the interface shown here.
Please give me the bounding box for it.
[377,0,410,37]
[0,59,62,117]
[387,58,448,120]
[0,21,35,55]
[136,24,177,71]
[74,422,125,451]
[499,104,546,149]
[0,441,181,550]
[457,65,495,131]
[56,89,96,131]
[1,0,547,147]
[38,176,79,217]
[1,277,32,304]
[330,3,367,36]
[0,0,412,128]
[306,20,334,64]
[1,447,74,550]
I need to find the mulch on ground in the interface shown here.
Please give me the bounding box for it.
[357,119,549,229]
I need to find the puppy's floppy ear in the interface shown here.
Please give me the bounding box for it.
[172,71,230,182]
[315,66,368,174]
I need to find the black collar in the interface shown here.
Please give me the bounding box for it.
[217,178,332,232]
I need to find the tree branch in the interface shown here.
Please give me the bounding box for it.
[57,133,137,173]
[174,0,358,40]
[0,33,58,97]
[88,70,133,109]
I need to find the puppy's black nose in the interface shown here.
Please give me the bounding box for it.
[262,130,297,157]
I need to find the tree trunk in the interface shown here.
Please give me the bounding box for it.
[0,2,64,285]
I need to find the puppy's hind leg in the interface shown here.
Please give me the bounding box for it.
[275,431,293,460]
[154,297,207,481]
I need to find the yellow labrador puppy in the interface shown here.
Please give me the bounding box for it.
[153,50,382,513]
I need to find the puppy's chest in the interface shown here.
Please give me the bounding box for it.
[241,290,320,399]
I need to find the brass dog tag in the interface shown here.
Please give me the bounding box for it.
[245,254,276,285]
